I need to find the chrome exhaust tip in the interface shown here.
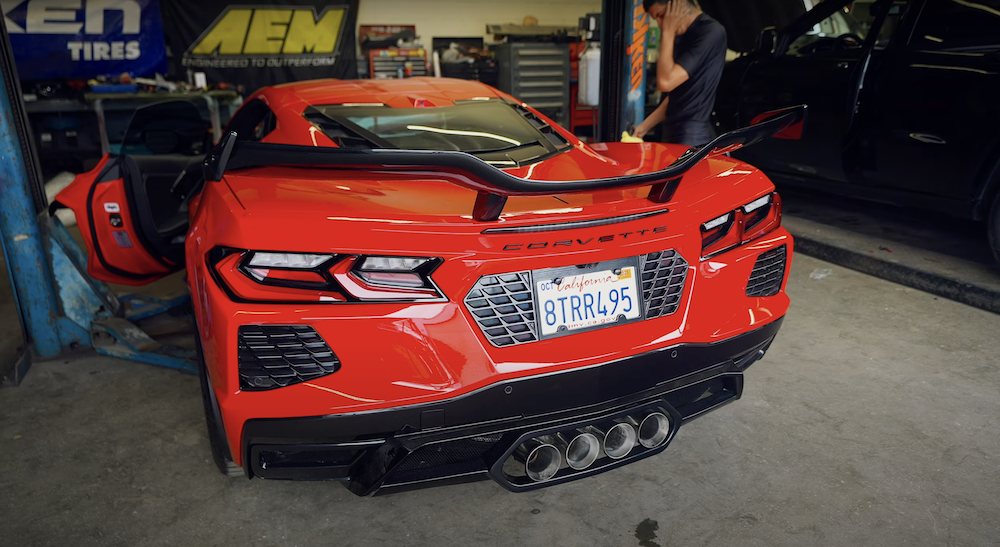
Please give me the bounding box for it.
[602,422,637,459]
[518,438,562,482]
[564,432,601,470]
[638,412,671,449]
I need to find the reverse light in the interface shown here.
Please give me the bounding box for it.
[700,192,782,259]
[248,252,333,269]
[702,213,731,231]
[349,255,441,293]
[742,195,771,213]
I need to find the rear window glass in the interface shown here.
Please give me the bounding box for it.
[303,102,567,153]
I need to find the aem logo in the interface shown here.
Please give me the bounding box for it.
[187,6,346,57]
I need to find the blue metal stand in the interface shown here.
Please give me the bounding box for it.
[0,38,197,377]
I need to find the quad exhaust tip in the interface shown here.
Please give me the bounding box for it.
[564,432,601,470]
[521,439,562,482]
[514,411,672,482]
[638,412,671,449]
[602,422,637,459]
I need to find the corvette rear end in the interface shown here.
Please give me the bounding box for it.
[57,78,801,495]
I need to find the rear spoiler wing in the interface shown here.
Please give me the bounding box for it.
[205,104,806,222]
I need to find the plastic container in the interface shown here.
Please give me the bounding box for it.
[578,42,601,106]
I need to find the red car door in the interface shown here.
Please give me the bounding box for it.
[52,101,210,286]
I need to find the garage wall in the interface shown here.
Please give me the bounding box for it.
[356,0,603,47]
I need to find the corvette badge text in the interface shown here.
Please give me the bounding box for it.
[503,226,667,251]
[183,6,347,69]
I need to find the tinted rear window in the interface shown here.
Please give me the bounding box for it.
[304,102,565,153]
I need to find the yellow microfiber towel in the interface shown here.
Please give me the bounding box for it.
[621,131,644,143]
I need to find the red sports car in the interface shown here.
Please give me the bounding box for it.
[55,78,802,494]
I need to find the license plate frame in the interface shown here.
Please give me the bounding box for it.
[532,257,645,341]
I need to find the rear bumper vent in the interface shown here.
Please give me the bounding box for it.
[746,245,787,297]
[238,325,340,390]
[639,250,689,319]
[464,272,538,347]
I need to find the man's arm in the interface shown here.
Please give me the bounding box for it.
[634,97,668,139]
[655,1,691,92]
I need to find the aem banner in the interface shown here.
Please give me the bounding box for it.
[162,0,359,92]
[2,0,168,80]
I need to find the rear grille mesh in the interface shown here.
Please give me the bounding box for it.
[464,272,537,347]
[465,250,690,346]
[639,250,689,319]
[238,325,340,390]
[746,245,787,297]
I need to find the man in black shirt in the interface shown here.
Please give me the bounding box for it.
[633,0,728,146]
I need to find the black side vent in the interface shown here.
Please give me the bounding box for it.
[238,325,340,391]
[638,250,689,319]
[746,245,787,297]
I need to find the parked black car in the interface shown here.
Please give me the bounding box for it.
[714,0,1000,262]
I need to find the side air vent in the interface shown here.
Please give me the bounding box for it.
[464,273,537,347]
[238,325,340,390]
[638,250,689,319]
[746,245,787,297]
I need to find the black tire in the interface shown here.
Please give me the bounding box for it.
[196,333,244,477]
[990,190,1000,266]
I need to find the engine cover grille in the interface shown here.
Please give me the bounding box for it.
[465,249,688,347]
[464,272,537,347]
[238,325,340,390]
[638,250,689,319]
[746,245,787,297]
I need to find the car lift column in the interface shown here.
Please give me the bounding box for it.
[600,0,648,143]
[0,22,62,362]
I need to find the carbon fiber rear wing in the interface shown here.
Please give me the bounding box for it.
[205,105,806,222]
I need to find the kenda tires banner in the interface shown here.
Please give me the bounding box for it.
[162,0,359,92]
[1,0,168,80]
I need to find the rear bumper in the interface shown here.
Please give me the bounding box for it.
[241,315,784,494]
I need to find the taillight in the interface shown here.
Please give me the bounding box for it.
[742,192,782,243]
[208,247,445,303]
[700,192,782,259]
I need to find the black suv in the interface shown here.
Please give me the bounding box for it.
[714,0,1000,262]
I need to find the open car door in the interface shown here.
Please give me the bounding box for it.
[52,100,210,286]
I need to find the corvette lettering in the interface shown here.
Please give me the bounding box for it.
[502,226,667,251]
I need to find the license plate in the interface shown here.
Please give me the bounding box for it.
[534,258,643,339]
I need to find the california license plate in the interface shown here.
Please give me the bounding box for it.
[534,258,643,339]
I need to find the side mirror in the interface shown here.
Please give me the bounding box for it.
[757,27,777,55]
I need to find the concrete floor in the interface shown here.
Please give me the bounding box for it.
[2,254,999,547]
[0,251,25,371]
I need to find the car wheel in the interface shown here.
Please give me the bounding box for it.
[196,332,244,477]
[990,190,1000,266]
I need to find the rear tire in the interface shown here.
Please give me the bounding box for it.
[989,190,1000,266]
[196,333,244,477]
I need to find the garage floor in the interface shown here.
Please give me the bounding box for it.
[2,254,998,547]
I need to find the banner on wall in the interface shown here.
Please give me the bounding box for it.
[620,0,648,135]
[2,0,168,80]
[162,0,359,92]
